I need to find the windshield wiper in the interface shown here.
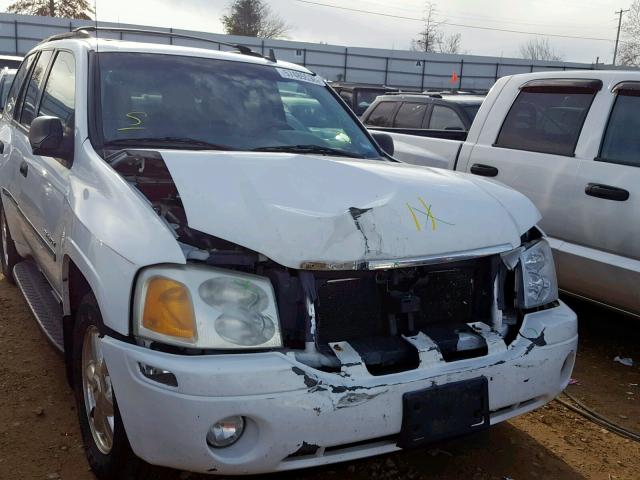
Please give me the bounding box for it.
[251,144,365,159]
[104,137,233,150]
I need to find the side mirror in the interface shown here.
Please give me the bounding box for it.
[371,132,394,156]
[29,116,72,161]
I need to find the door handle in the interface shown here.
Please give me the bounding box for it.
[19,161,28,178]
[585,183,629,202]
[470,163,499,177]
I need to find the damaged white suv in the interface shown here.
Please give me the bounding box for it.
[0,28,577,478]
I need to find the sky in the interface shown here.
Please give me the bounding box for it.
[0,0,632,64]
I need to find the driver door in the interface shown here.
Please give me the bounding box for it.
[464,79,600,245]
[13,50,75,294]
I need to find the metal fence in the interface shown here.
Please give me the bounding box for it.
[0,12,600,91]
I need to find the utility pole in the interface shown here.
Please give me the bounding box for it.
[613,8,629,66]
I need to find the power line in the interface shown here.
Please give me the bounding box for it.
[357,0,616,33]
[293,0,623,44]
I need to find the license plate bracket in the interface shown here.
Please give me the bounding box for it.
[397,377,490,449]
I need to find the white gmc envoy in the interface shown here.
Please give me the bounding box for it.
[0,28,577,478]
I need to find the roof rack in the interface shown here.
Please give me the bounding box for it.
[386,91,443,98]
[40,26,271,60]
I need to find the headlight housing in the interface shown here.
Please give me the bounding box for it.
[516,239,558,309]
[134,264,282,349]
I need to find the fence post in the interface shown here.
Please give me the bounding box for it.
[494,62,499,82]
[343,47,348,81]
[69,21,72,32]
[420,59,426,91]
[530,64,534,73]
[302,48,307,67]
[261,39,264,55]
[384,57,389,85]
[14,20,18,55]
[169,27,173,45]
[458,59,464,90]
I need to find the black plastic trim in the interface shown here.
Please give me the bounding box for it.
[365,126,467,141]
[520,78,603,94]
[612,81,640,96]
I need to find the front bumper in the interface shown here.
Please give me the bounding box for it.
[101,301,577,475]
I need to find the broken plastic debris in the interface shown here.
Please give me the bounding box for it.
[613,356,634,367]
[568,378,580,385]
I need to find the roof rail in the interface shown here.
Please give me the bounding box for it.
[41,26,270,60]
[386,91,443,98]
[39,29,92,44]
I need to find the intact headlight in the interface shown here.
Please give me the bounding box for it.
[516,239,559,309]
[133,264,282,349]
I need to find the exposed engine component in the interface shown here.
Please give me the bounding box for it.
[111,149,520,374]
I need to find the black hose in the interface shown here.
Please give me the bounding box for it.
[555,393,640,443]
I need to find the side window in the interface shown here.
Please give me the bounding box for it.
[495,89,595,156]
[4,54,35,117]
[38,51,75,131]
[394,102,427,128]
[365,101,396,127]
[429,105,465,130]
[20,50,53,127]
[599,92,640,167]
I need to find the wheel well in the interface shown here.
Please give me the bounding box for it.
[68,260,92,315]
[63,258,92,386]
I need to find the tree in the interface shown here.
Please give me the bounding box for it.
[518,37,563,62]
[411,2,442,53]
[222,0,289,39]
[618,1,640,66]
[438,33,462,54]
[411,2,463,54]
[7,0,93,19]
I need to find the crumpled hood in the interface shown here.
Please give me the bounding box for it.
[160,151,540,269]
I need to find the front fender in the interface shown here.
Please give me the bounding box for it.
[62,140,186,335]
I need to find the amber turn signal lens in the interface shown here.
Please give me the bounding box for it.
[142,277,197,341]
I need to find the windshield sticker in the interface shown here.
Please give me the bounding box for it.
[276,68,325,85]
[118,112,148,132]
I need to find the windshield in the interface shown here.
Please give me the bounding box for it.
[96,52,381,159]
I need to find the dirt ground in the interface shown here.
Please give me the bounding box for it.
[0,272,639,480]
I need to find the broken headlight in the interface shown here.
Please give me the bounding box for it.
[517,239,558,309]
[134,264,283,349]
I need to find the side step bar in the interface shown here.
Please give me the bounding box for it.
[13,261,64,352]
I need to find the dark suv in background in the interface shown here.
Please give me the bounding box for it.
[361,93,484,135]
[330,82,398,116]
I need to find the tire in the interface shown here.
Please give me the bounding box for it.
[72,293,170,480]
[0,202,22,284]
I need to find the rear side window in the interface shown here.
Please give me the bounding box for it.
[4,54,35,117]
[599,91,640,167]
[429,105,465,130]
[495,82,599,156]
[38,51,75,130]
[394,102,427,128]
[365,101,396,127]
[20,50,54,127]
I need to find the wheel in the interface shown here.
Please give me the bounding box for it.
[73,293,165,479]
[0,203,22,284]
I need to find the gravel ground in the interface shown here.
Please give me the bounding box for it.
[0,272,638,480]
